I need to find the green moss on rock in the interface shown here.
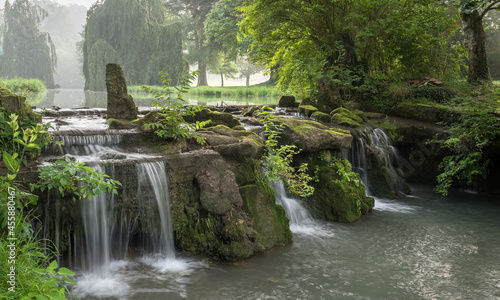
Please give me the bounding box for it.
[330,107,365,128]
[298,105,319,117]
[310,111,331,123]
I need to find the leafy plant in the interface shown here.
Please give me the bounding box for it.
[141,70,210,145]
[434,96,500,195]
[31,157,121,201]
[379,118,403,143]
[257,106,314,197]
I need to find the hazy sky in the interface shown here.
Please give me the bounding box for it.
[0,0,95,9]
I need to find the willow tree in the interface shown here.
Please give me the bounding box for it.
[0,0,57,88]
[83,0,186,90]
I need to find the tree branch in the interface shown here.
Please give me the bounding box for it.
[480,0,500,19]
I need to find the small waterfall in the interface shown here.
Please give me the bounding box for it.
[136,161,176,259]
[49,134,124,156]
[347,127,407,198]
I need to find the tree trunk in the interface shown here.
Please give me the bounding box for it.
[197,63,208,86]
[460,8,491,83]
[220,73,224,87]
[246,75,250,86]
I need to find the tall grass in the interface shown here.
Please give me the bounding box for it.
[129,85,283,98]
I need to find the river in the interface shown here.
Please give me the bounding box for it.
[73,184,500,300]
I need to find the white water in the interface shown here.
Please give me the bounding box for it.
[272,182,333,237]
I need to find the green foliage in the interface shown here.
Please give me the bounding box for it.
[434,94,500,195]
[0,0,57,88]
[409,87,455,103]
[0,112,53,168]
[257,106,314,197]
[31,157,121,201]
[141,70,210,144]
[0,78,47,95]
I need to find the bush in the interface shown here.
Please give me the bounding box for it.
[408,86,454,103]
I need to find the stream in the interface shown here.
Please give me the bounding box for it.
[73,185,500,300]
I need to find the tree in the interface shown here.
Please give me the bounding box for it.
[205,0,253,61]
[165,0,218,86]
[207,52,238,87]
[0,0,57,88]
[459,0,500,83]
[236,56,264,86]
[82,0,186,90]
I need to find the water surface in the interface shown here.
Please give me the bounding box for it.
[74,185,500,299]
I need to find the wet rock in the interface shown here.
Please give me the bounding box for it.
[278,95,298,107]
[186,109,241,128]
[330,107,365,128]
[99,152,126,160]
[105,63,138,120]
[389,103,458,124]
[107,118,136,129]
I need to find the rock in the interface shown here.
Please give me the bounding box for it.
[274,117,352,152]
[317,76,342,113]
[107,118,136,129]
[242,106,260,117]
[330,107,365,128]
[310,111,331,123]
[0,88,30,117]
[105,63,138,120]
[198,125,265,160]
[298,105,318,117]
[278,95,298,107]
[100,152,127,160]
[389,102,458,124]
[186,109,241,128]
[195,159,243,215]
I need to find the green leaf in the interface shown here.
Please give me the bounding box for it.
[3,152,19,173]
[48,260,58,270]
[57,267,76,276]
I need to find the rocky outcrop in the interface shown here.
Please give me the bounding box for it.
[105,63,138,120]
[389,102,458,124]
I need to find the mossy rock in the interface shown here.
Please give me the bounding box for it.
[273,117,352,153]
[297,151,374,222]
[0,87,36,119]
[310,111,331,123]
[389,102,459,124]
[278,95,299,107]
[298,105,318,117]
[107,118,137,129]
[185,109,241,128]
[330,107,365,128]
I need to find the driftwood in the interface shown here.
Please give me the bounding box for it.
[404,77,443,87]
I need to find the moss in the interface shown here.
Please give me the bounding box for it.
[296,152,374,222]
[310,111,331,123]
[330,107,365,128]
[106,118,136,129]
[298,105,319,117]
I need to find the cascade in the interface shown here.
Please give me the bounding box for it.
[346,127,408,198]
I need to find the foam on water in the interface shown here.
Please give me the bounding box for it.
[74,274,129,299]
[374,197,417,213]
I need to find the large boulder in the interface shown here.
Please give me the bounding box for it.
[274,117,352,152]
[316,76,342,113]
[389,102,458,124]
[106,63,138,120]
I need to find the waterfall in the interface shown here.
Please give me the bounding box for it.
[347,127,408,198]
[136,161,176,259]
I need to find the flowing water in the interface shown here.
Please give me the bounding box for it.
[70,185,500,300]
[40,115,499,299]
